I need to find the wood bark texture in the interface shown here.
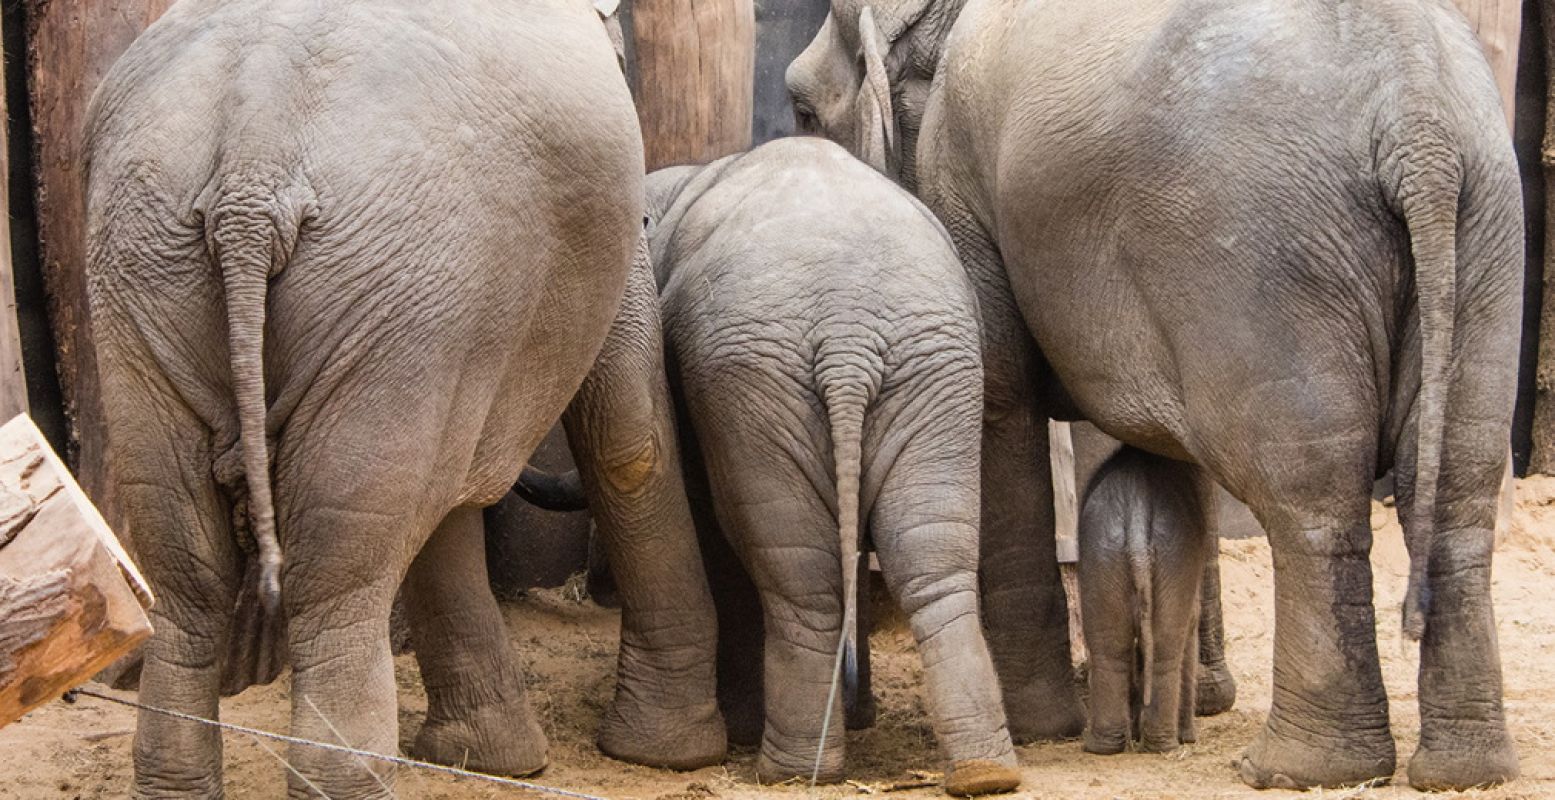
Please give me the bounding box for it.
[632,0,756,169]
[0,414,152,729]
[24,0,175,533]
[1533,0,1555,473]
[0,14,26,422]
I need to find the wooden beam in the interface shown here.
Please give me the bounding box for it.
[23,0,175,533]
[631,0,756,169]
[0,414,152,729]
[0,14,25,422]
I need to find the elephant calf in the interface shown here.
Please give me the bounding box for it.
[645,137,1018,796]
[1078,448,1212,755]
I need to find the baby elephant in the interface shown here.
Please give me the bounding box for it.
[1079,447,1213,754]
[645,137,1019,796]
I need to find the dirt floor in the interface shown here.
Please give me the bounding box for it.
[5,480,1555,799]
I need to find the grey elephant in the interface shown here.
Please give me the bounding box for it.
[788,0,1521,790]
[84,0,724,796]
[643,137,1019,795]
[1078,447,1211,755]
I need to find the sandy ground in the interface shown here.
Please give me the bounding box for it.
[4,480,1555,800]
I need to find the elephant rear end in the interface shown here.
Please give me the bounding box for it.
[85,0,643,794]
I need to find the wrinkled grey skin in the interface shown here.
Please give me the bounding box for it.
[84,1,723,796]
[1078,448,1211,755]
[789,0,1521,790]
[644,138,1018,792]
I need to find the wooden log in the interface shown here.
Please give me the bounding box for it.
[0,414,152,729]
[1049,420,1078,563]
[630,0,755,169]
[0,13,26,422]
[23,0,175,534]
[1531,0,1555,475]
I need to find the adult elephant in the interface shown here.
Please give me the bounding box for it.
[85,0,723,796]
[787,0,1521,791]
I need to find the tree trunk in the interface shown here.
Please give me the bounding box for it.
[1532,1,1555,473]
[629,0,756,169]
[0,14,26,422]
[23,0,174,533]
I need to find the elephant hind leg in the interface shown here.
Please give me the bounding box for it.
[115,394,242,798]
[869,409,1019,795]
[405,506,547,777]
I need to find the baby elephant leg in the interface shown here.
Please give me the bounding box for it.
[872,419,1019,796]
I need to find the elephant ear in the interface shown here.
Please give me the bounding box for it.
[593,0,626,73]
[855,6,897,176]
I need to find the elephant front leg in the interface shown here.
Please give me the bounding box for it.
[405,506,547,777]
[979,399,1084,742]
[564,247,725,770]
[1238,519,1395,789]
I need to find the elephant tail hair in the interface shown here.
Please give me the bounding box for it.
[1387,119,1462,642]
[207,178,310,618]
[1127,505,1154,707]
[812,354,878,785]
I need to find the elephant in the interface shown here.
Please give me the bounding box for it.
[1070,422,1236,718]
[83,0,724,796]
[1078,447,1212,755]
[641,137,1019,795]
[787,0,1522,790]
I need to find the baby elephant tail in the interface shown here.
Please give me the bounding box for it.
[812,356,877,785]
[1127,508,1154,707]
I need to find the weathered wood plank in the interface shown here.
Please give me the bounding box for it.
[1453,0,1522,129]
[0,414,152,729]
[0,14,26,422]
[24,0,175,533]
[631,0,755,169]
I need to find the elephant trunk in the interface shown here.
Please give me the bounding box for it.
[513,465,589,512]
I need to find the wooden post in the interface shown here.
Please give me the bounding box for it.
[0,15,27,422]
[630,0,756,169]
[1532,0,1555,474]
[23,0,175,533]
[1453,0,1523,130]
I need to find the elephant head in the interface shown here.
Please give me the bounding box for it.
[784,0,963,187]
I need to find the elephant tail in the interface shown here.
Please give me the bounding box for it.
[812,353,877,785]
[1388,121,1462,642]
[1126,505,1154,707]
[208,179,309,618]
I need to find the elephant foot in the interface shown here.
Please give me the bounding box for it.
[755,741,844,787]
[1003,682,1084,744]
[1196,661,1237,717]
[1081,729,1127,755]
[597,696,727,770]
[413,704,548,778]
[1237,720,1395,790]
[1407,728,1518,791]
[943,759,1020,796]
[1136,734,1181,755]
